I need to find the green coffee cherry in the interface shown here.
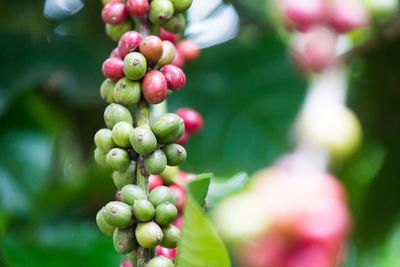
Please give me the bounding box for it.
[112,161,137,188]
[160,224,181,248]
[144,149,167,175]
[103,201,134,228]
[96,207,115,237]
[163,144,186,166]
[123,52,147,81]
[94,147,109,168]
[162,14,186,33]
[135,222,163,248]
[170,0,192,13]
[149,0,174,24]
[151,113,183,140]
[105,20,134,42]
[120,184,147,205]
[114,78,141,106]
[147,256,174,267]
[160,166,178,185]
[155,41,175,69]
[149,186,175,207]
[127,250,138,266]
[106,148,131,171]
[100,79,116,103]
[133,199,155,222]
[104,103,133,129]
[113,227,138,254]
[154,202,177,226]
[95,128,116,150]
[129,126,157,155]
[112,121,134,148]
[157,122,184,144]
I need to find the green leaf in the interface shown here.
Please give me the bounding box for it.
[186,173,212,207]
[175,195,230,267]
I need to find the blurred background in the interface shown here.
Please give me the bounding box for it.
[1,0,400,266]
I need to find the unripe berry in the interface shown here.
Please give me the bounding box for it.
[112,161,137,188]
[149,185,175,207]
[147,256,174,267]
[163,144,186,166]
[172,49,185,68]
[170,0,192,13]
[100,79,116,103]
[175,130,188,145]
[102,0,127,25]
[96,207,116,237]
[118,31,142,58]
[104,103,133,129]
[160,224,181,248]
[114,78,141,106]
[176,40,199,61]
[123,52,147,80]
[130,126,157,154]
[155,41,176,68]
[160,166,178,185]
[149,0,174,24]
[106,148,131,171]
[106,20,134,42]
[154,202,178,226]
[126,0,149,18]
[95,128,116,150]
[113,227,138,254]
[161,64,186,90]
[102,57,125,80]
[133,199,156,221]
[112,121,134,148]
[120,184,148,205]
[176,108,203,134]
[329,0,370,33]
[94,147,109,168]
[160,28,179,43]
[142,70,168,104]
[149,175,164,192]
[103,201,134,228]
[135,222,164,248]
[127,251,138,266]
[156,246,176,261]
[150,23,161,36]
[162,14,186,33]
[151,113,184,140]
[168,184,185,212]
[144,149,167,175]
[139,35,164,64]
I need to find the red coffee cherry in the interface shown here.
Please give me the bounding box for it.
[160,27,180,43]
[329,0,369,33]
[172,214,183,229]
[119,258,132,267]
[149,174,164,192]
[118,31,142,58]
[172,49,185,68]
[176,40,199,61]
[156,246,176,261]
[102,57,124,80]
[176,108,203,134]
[175,130,188,145]
[110,48,122,58]
[177,171,195,183]
[126,0,149,18]
[116,189,122,201]
[139,35,164,64]
[161,64,186,90]
[102,0,127,25]
[168,184,185,212]
[142,70,168,104]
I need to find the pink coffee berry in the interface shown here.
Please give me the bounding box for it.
[156,246,176,261]
[118,31,142,58]
[279,0,325,30]
[149,174,163,192]
[102,57,124,79]
[160,27,180,43]
[161,64,186,90]
[176,108,203,134]
[176,40,200,61]
[175,130,188,145]
[119,258,132,267]
[172,49,185,68]
[110,48,122,58]
[126,0,149,18]
[101,0,127,25]
[329,0,369,33]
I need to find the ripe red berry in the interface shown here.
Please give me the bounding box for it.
[119,258,132,267]
[116,189,122,201]
[176,40,199,61]
[279,0,325,30]
[118,31,142,58]
[149,174,164,192]
[175,130,188,145]
[172,49,185,68]
[176,108,203,134]
[102,0,127,25]
[177,171,196,183]
[142,70,168,104]
[160,27,180,43]
[110,48,122,58]
[156,246,176,261]
[139,35,164,64]
[168,184,185,212]
[329,0,369,33]
[172,214,183,229]
[126,0,149,18]
[161,64,186,90]
[102,57,124,80]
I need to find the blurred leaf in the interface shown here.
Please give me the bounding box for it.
[187,173,212,206]
[176,195,230,267]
